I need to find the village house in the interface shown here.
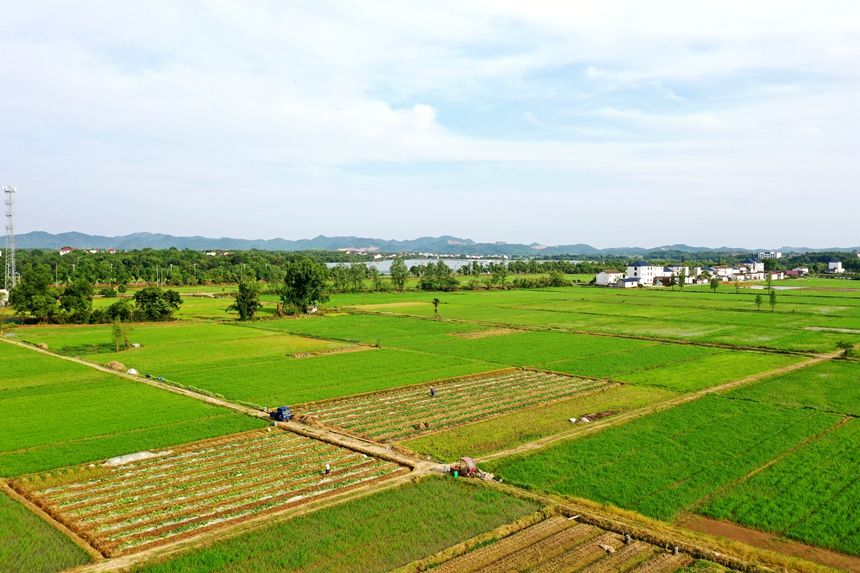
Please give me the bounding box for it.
[59,247,75,256]
[595,270,624,286]
[626,261,668,286]
[738,258,765,273]
[616,277,642,288]
[827,260,844,274]
[769,270,785,281]
[758,251,782,259]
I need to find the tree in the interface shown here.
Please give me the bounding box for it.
[107,299,134,321]
[9,267,60,322]
[836,340,855,359]
[755,293,763,311]
[281,257,329,314]
[763,258,778,271]
[112,317,131,352]
[669,275,677,291]
[769,289,777,312]
[227,281,263,320]
[733,277,741,294]
[547,270,571,287]
[369,267,386,292]
[133,287,183,321]
[389,258,409,291]
[678,269,686,291]
[490,263,508,287]
[709,277,720,293]
[59,278,94,322]
[432,298,441,320]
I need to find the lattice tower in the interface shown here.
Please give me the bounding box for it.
[4,186,16,290]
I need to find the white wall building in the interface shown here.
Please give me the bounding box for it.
[739,259,765,273]
[758,251,782,259]
[626,262,665,286]
[595,270,624,286]
[828,260,844,274]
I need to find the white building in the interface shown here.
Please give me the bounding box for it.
[626,262,666,286]
[616,277,642,288]
[759,251,782,259]
[793,266,810,276]
[827,260,844,274]
[739,259,765,273]
[595,270,624,287]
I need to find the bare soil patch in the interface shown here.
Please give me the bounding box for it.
[448,328,524,339]
[679,515,860,573]
[292,345,375,358]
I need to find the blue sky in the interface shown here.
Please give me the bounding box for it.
[1,1,858,248]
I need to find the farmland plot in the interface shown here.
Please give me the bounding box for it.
[131,477,539,573]
[0,342,264,477]
[0,489,91,573]
[488,396,840,521]
[701,418,860,557]
[429,514,693,573]
[14,429,407,556]
[725,360,860,416]
[293,369,612,442]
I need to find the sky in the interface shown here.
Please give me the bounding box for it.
[1,1,858,249]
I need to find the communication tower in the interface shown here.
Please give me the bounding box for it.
[4,186,16,290]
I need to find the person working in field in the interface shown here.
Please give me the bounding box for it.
[325,462,331,475]
[429,386,436,397]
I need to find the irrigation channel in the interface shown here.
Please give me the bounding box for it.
[0,335,848,573]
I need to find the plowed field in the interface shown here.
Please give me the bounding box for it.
[429,514,695,573]
[14,429,407,556]
[293,369,611,442]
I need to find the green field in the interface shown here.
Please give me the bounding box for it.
[615,352,804,393]
[0,342,265,476]
[0,490,91,573]
[702,418,860,556]
[725,360,860,416]
[131,477,540,573]
[331,286,860,352]
[169,347,493,405]
[486,395,840,521]
[403,385,676,460]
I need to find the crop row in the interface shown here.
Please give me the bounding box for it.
[295,369,610,442]
[432,515,690,573]
[19,429,406,556]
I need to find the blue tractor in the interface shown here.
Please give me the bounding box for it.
[269,406,292,422]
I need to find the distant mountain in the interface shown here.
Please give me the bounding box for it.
[12,231,860,256]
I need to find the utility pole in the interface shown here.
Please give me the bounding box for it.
[4,186,16,289]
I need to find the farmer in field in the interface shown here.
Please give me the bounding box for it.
[429,386,436,397]
[325,462,331,475]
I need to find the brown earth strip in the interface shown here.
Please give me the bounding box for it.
[292,345,375,358]
[448,328,525,339]
[679,515,860,573]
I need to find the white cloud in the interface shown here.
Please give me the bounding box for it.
[0,1,857,246]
